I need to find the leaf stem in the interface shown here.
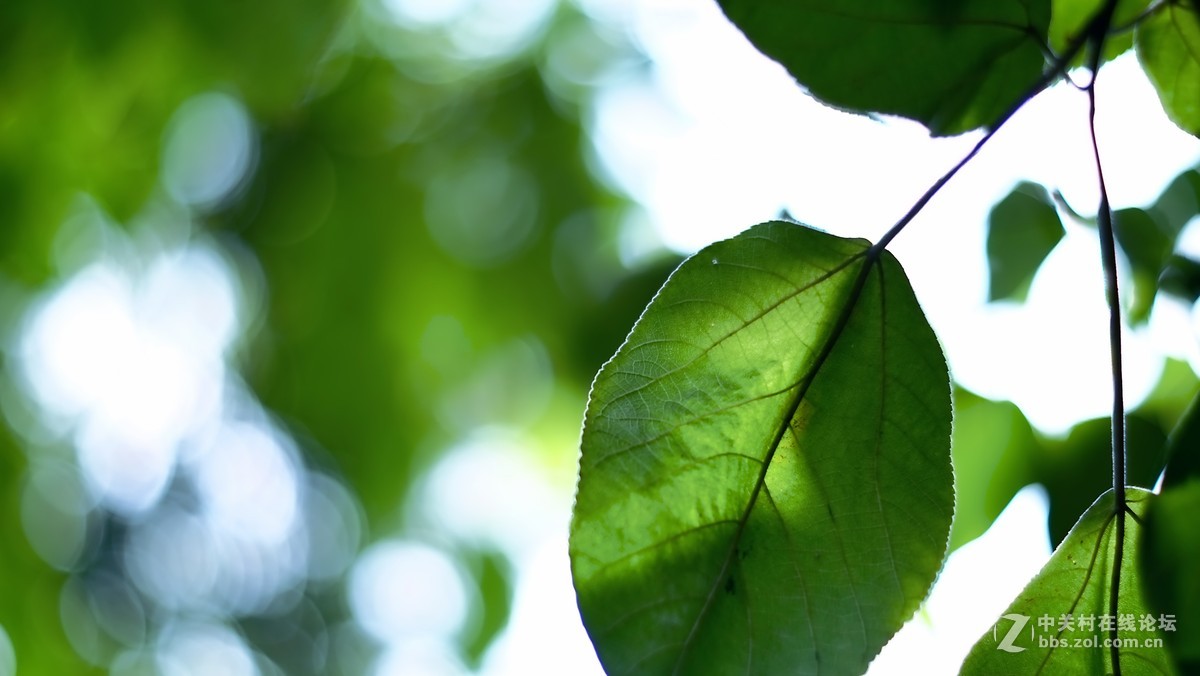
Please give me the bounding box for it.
[1082,1,1125,672]
[869,27,1092,258]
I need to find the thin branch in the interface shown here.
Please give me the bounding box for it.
[868,25,1093,258]
[1082,1,1126,672]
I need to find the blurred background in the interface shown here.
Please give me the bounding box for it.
[1,0,1198,674]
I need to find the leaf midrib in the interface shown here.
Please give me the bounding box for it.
[671,250,884,675]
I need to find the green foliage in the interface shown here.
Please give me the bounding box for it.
[1137,4,1200,136]
[1037,415,1166,546]
[949,389,1041,551]
[220,56,622,519]
[1113,208,1176,322]
[986,182,1067,302]
[991,162,1200,323]
[2,0,1199,673]
[569,1,1200,674]
[951,383,1184,551]
[0,430,99,676]
[571,221,952,674]
[1161,390,1200,488]
[0,1,661,672]
[1140,392,1200,672]
[1141,481,1200,674]
[961,489,1173,674]
[1050,0,1150,63]
[715,0,1051,135]
[0,0,348,283]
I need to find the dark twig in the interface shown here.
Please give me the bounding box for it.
[1081,1,1125,672]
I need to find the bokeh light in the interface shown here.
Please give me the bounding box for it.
[350,540,469,642]
[2,1,1197,674]
[162,93,256,211]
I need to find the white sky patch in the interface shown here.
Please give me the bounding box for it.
[373,638,468,676]
[480,538,606,676]
[868,486,1052,674]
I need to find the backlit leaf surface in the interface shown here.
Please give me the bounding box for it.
[1137,4,1200,136]
[962,489,1174,675]
[570,221,952,674]
[714,0,1050,135]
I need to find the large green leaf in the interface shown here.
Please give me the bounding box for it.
[962,489,1174,674]
[714,0,1051,135]
[1137,3,1200,136]
[570,221,953,674]
[986,182,1066,302]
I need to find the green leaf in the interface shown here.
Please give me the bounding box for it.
[1136,3,1200,136]
[714,0,1051,135]
[1162,390,1200,489]
[962,489,1175,675]
[1140,480,1200,673]
[570,221,953,674]
[1049,0,1151,64]
[1149,166,1200,235]
[1112,208,1174,322]
[1159,254,1200,303]
[1037,414,1167,547]
[987,182,1066,302]
[949,389,1041,551]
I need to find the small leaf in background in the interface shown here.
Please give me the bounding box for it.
[1149,166,1200,234]
[1162,389,1200,490]
[961,489,1174,674]
[949,389,1042,551]
[986,182,1066,302]
[1141,480,1200,673]
[570,221,952,674]
[1036,414,1167,547]
[1143,390,1200,672]
[714,0,1050,135]
[1112,208,1174,322]
[1159,254,1200,303]
[951,365,1188,553]
[1137,3,1200,137]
